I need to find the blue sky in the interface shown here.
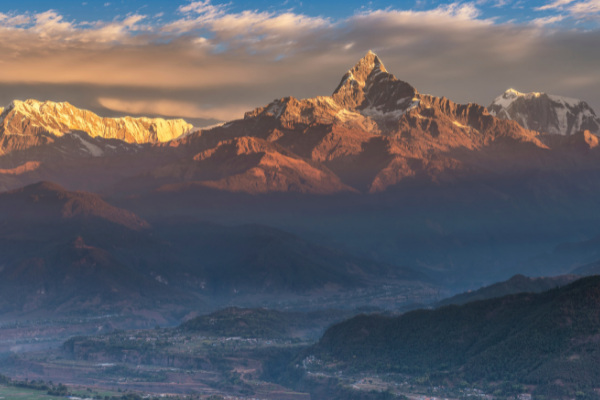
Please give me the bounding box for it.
[1,0,594,27]
[0,0,598,124]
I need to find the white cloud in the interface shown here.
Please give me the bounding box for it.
[569,0,600,16]
[98,97,251,121]
[536,0,600,19]
[0,11,147,46]
[536,0,576,10]
[0,13,31,27]
[33,11,75,37]
[178,0,227,15]
[531,15,565,25]
[0,1,599,122]
[164,0,330,55]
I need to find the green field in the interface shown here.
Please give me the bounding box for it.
[0,384,122,400]
[0,385,53,399]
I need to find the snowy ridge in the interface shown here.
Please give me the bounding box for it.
[488,89,600,136]
[0,99,194,144]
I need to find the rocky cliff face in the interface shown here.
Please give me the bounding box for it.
[0,99,193,155]
[179,52,545,193]
[108,136,355,195]
[488,89,600,136]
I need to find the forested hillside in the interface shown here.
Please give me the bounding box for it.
[312,276,600,397]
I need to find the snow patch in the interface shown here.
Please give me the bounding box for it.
[335,109,362,122]
[266,101,285,118]
[396,97,411,106]
[71,133,104,157]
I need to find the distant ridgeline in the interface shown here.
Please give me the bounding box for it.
[435,274,579,307]
[179,307,379,339]
[310,275,600,397]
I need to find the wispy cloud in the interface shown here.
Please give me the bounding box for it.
[0,12,31,26]
[98,97,251,121]
[536,0,600,19]
[569,0,600,17]
[536,0,576,10]
[531,15,565,25]
[0,1,598,123]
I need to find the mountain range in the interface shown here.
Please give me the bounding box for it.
[1,51,600,196]
[1,51,600,313]
[0,99,192,146]
[0,181,432,320]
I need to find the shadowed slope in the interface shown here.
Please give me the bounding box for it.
[435,274,579,307]
[312,276,600,394]
[0,182,199,317]
[0,181,149,230]
[150,218,431,297]
[108,137,355,196]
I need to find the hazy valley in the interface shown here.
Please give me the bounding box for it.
[1,50,600,400]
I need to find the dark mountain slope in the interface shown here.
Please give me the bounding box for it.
[0,182,200,317]
[312,276,600,393]
[150,218,432,297]
[573,259,600,276]
[435,274,579,307]
[517,230,600,278]
[0,236,191,316]
[0,181,148,230]
[0,182,434,316]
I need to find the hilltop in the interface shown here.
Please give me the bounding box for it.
[435,274,579,307]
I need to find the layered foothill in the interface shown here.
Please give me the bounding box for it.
[435,274,579,307]
[0,182,434,317]
[0,182,196,318]
[0,181,148,230]
[311,276,600,395]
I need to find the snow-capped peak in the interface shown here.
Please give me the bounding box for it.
[488,89,600,136]
[0,98,193,144]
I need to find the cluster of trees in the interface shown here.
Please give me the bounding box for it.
[179,307,358,339]
[63,332,170,360]
[205,370,256,396]
[312,276,600,397]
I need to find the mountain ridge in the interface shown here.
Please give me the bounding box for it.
[2,52,600,196]
[0,99,193,155]
[488,88,600,136]
[435,273,580,307]
[156,51,549,194]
